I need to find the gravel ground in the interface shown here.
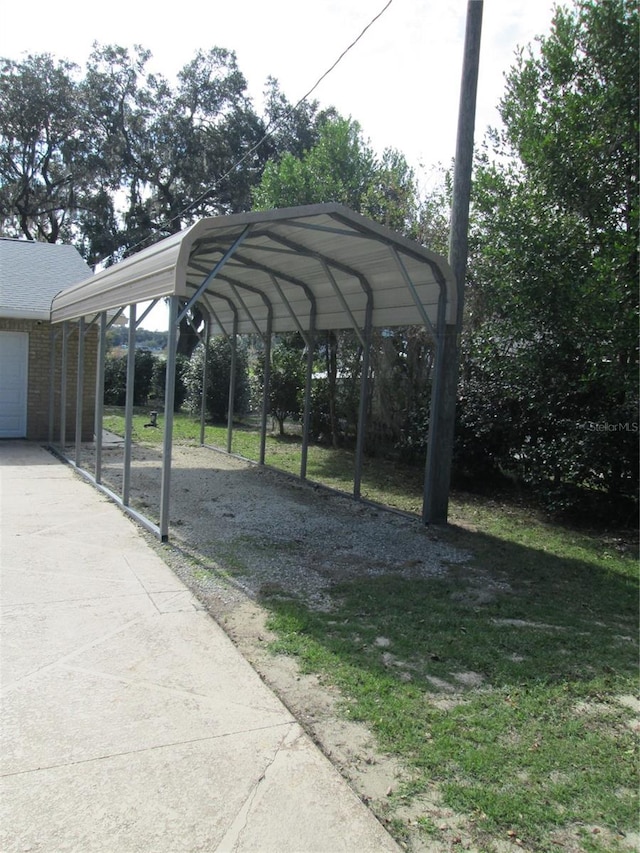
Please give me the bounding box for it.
[84,440,470,611]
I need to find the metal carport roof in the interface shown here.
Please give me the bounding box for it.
[49,203,459,541]
[51,203,456,335]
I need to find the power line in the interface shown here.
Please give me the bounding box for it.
[180,0,394,221]
[112,0,394,262]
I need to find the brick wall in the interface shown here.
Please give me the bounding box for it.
[0,318,97,442]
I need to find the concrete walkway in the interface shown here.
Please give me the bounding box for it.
[0,442,400,853]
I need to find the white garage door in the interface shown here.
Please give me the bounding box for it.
[0,331,29,438]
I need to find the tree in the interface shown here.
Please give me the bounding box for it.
[103,348,157,407]
[253,116,423,448]
[81,44,269,354]
[151,354,189,412]
[261,336,306,435]
[367,327,435,460]
[259,77,337,163]
[461,0,639,512]
[253,115,380,211]
[361,148,419,233]
[1,44,272,270]
[414,167,451,255]
[103,354,127,406]
[184,338,250,423]
[0,54,99,244]
[82,44,266,251]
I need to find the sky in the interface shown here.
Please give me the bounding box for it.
[1,0,559,328]
[2,0,558,180]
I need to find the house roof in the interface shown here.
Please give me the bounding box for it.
[50,204,456,336]
[0,238,93,321]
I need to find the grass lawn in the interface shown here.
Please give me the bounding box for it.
[103,410,639,851]
[266,527,637,851]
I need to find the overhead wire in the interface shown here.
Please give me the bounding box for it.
[111,0,394,262]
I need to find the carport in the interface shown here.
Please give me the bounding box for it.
[50,203,458,541]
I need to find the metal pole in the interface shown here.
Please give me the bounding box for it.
[159,296,179,541]
[177,226,252,323]
[259,318,273,466]
[74,318,85,467]
[60,322,69,449]
[354,308,373,499]
[48,327,57,445]
[136,299,159,329]
[300,338,314,479]
[123,304,136,506]
[95,312,107,484]
[450,0,483,329]
[199,316,210,446]
[423,0,483,524]
[227,316,238,454]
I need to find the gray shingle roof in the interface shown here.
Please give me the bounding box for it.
[0,238,93,320]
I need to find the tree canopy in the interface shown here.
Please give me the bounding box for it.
[0,45,329,265]
[0,53,92,245]
[461,0,638,512]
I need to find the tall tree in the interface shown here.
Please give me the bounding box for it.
[253,115,380,211]
[0,54,98,244]
[259,77,337,162]
[461,0,639,510]
[253,116,427,449]
[83,44,266,251]
[1,44,274,268]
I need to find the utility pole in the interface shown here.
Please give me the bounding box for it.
[423,0,483,524]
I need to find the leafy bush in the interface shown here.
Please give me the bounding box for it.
[103,349,156,407]
[103,354,127,406]
[184,338,250,423]
[151,353,189,411]
[254,336,306,435]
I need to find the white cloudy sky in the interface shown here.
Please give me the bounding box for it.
[2,0,558,178]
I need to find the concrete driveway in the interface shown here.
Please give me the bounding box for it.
[0,441,400,853]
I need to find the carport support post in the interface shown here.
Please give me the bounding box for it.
[95,312,107,484]
[259,318,273,466]
[199,317,210,446]
[300,338,315,480]
[354,323,373,500]
[160,296,179,541]
[74,318,85,467]
[424,0,482,524]
[48,327,57,445]
[123,304,137,506]
[226,317,238,454]
[59,322,69,449]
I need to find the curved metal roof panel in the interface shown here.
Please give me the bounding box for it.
[50,204,457,334]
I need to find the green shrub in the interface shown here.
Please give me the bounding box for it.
[151,353,189,411]
[184,338,250,423]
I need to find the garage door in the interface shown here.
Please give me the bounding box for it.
[0,331,29,438]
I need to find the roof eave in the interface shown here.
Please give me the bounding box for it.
[0,308,51,321]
